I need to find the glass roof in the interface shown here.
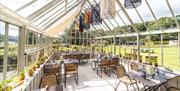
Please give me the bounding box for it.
[17,0,53,17]
[0,0,33,11]
[0,0,180,36]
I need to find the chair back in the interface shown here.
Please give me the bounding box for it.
[44,66,60,75]
[130,62,139,71]
[40,74,57,88]
[110,57,119,66]
[65,63,77,71]
[100,59,110,66]
[116,64,126,78]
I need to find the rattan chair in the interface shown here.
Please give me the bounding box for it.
[64,63,78,88]
[116,64,139,91]
[130,62,139,71]
[39,74,58,88]
[96,58,110,78]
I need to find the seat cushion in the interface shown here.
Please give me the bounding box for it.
[66,70,78,75]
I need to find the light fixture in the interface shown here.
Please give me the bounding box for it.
[124,0,141,9]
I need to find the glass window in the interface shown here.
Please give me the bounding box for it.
[163,33,178,71]
[7,24,19,78]
[0,21,5,81]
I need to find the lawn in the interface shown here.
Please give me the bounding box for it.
[102,45,180,71]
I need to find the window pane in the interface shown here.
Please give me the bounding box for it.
[163,33,178,71]
[0,21,5,81]
[7,24,19,78]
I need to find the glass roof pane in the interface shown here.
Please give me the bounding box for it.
[119,0,144,24]
[38,7,65,28]
[40,1,78,29]
[168,0,180,16]
[32,0,64,22]
[17,0,53,17]
[67,0,76,8]
[0,0,33,11]
[33,1,65,25]
[128,0,154,22]
[145,0,171,19]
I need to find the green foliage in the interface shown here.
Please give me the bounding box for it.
[19,70,25,77]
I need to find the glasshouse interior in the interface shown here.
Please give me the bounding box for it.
[0,0,180,91]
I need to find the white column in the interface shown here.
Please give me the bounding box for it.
[17,25,26,73]
[3,22,9,80]
[179,33,180,65]
[161,34,164,66]
[137,34,140,61]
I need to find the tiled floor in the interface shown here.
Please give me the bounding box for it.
[63,62,143,91]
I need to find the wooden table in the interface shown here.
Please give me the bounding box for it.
[33,85,63,91]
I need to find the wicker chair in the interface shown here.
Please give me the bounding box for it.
[64,63,78,88]
[96,59,110,78]
[116,64,139,91]
[130,62,139,71]
[39,74,58,88]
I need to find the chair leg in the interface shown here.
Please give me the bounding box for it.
[109,67,111,77]
[125,84,129,91]
[135,83,139,91]
[73,73,78,85]
[100,67,102,78]
[77,73,78,85]
[132,84,136,91]
[115,81,121,91]
[64,74,66,88]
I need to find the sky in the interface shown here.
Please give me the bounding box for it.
[0,21,19,37]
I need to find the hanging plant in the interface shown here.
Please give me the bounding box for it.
[124,0,141,9]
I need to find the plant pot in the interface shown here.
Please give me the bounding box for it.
[28,70,33,77]
[32,66,36,71]
[139,59,142,63]
[19,76,25,81]
[149,62,153,65]
[154,63,158,67]
[4,86,13,91]
[36,64,40,68]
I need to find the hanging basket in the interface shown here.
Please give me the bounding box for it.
[124,0,141,9]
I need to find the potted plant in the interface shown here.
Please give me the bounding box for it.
[31,64,36,71]
[154,62,158,67]
[35,62,40,68]
[19,71,25,81]
[26,67,33,77]
[0,83,3,91]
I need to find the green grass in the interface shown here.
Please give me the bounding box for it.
[102,45,180,71]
